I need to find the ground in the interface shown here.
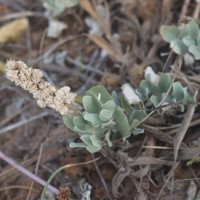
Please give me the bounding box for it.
[0,0,200,200]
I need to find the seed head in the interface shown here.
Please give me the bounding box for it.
[5,60,76,115]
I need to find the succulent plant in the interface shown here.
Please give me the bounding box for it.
[135,73,197,112]
[160,18,200,60]
[44,0,79,16]
[63,86,131,153]
[120,72,197,133]
[64,71,197,153]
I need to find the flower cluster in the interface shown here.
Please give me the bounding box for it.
[5,60,76,115]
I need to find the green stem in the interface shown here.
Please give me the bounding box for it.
[40,157,100,200]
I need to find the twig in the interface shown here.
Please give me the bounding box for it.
[28,36,79,64]
[168,117,200,135]
[0,151,59,194]
[38,29,55,85]
[0,112,49,135]
[173,104,195,161]
[0,104,29,127]
[171,104,195,198]
[179,0,191,22]
[92,154,112,200]
[26,144,44,200]
[193,0,200,19]
[155,162,180,200]
[0,11,44,22]
[0,185,37,193]
[66,56,104,75]
[77,50,106,94]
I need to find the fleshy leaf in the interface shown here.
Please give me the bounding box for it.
[101,100,116,112]
[132,128,144,135]
[182,36,196,47]
[44,0,79,16]
[172,82,184,101]
[184,20,199,39]
[69,142,87,148]
[189,45,200,60]
[63,115,74,130]
[150,95,159,107]
[170,39,188,55]
[90,135,101,147]
[158,74,171,92]
[74,126,93,135]
[99,109,113,121]
[82,96,101,113]
[131,119,141,129]
[86,145,101,153]
[81,134,102,152]
[101,120,115,129]
[113,107,130,138]
[83,113,101,126]
[73,116,93,135]
[160,26,180,42]
[138,80,152,98]
[111,91,120,106]
[182,87,190,103]
[197,33,200,45]
[105,131,112,147]
[87,85,112,104]
[130,109,146,126]
[81,135,94,146]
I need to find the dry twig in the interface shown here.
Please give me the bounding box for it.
[0,151,59,195]
[174,105,195,161]
[0,112,48,135]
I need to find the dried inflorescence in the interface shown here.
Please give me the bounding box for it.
[5,60,76,115]
[57,187,71,200]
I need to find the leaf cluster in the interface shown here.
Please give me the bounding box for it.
[64,86,130,153]
[160,18,200,59]
[136,73,197,112]
[64,73,197,153]
[43,0,79,16]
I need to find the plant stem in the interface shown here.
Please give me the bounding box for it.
[0,151,59,195]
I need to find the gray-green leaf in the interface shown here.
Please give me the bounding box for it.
[172,82,184,101]
[160,26,180,42]
[170,39,188,55]
[113,107,130,138]
[189,45,200,60]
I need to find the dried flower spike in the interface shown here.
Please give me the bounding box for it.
[5,60,76,115]
[57,187,71,200]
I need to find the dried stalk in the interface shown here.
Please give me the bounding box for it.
[0,151,59,195]
[5,60,76,115]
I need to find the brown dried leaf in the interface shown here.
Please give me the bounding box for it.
[80,0,99,21]
[100,72,120,90]
[0,18,28,43]
[162,0,172,21]
[128,63,145,87]
[80,0,111,37]
[88,34,123,62]
[121,0,157,21]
